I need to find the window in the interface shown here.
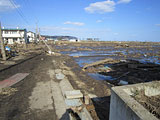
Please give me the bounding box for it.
[5,31,8,34]
[13,38,17,41]
[11,31,17,34]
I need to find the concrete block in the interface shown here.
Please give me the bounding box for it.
[109,81,160,120]
[65,90,83,99]
[65,99,82,107]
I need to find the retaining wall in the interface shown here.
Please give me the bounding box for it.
[109,81,160,120]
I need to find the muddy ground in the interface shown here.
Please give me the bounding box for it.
[0,53,58,120]
[0,41,160,120]
[133,90,160,119]
[53,41,160,119]
[0,44,111,120]
[54,41,160,85]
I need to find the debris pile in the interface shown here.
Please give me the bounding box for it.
[132,90,160,119]
[0,87,18,96]
[83,58,160,86]
[65,90,99,120]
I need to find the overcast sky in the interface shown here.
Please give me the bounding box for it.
[0,0,160,41]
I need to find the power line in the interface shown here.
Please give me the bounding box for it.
[9,0,30,25]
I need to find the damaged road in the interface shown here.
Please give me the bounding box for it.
[0,51,111,120]
[0,54,58,120]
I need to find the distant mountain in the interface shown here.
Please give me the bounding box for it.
[42,35,78,40]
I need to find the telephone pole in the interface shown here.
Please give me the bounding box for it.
[36,21,38,42]
[0,22,6,61]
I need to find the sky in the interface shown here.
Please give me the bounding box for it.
[0,0,160,41]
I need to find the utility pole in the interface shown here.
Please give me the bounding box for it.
[38,27,53,53]
[0,22,6,61]
[36,21,38,42]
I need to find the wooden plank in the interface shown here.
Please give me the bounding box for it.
[78,107,93,120]
[83,58,113,70]
[0,73,29,88]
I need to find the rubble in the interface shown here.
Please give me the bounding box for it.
[132,89,160,119]
[83,58,160,86]
[82,58,117,70]
[0,87,18,96]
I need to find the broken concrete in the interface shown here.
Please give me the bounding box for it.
[110,81,160,120]
[65,90,83,99]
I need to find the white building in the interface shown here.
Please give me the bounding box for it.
[69,38,79,42]
[2,28,28,44]
[27,31,36,43]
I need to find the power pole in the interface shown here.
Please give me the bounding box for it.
[36,22,38,42]
[0,22,6,61]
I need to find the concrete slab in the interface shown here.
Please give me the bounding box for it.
[65,90,83,99]
[65,99,82,107]
[59,78,74,96]
[0,73,29,89]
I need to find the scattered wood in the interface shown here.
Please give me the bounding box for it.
[83,58,114,70]
[65,90,99,120]
[84,95,90,105]
[0,87,18,96]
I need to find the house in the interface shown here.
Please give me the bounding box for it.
[27,31,36,43]
[2,27,28,44]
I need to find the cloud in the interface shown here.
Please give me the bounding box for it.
[84,0,116,14]
[96,20,103,23]
[85,0,132,14]
[41,26,76,32]
[117,0,132,4]
[64,21,85,26]
[113,32,119,35]
[0,0,20,12]
[155,24,160,26]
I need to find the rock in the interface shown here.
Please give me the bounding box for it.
[118,80,128,85]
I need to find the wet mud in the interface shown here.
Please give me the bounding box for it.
[54,41,160,119]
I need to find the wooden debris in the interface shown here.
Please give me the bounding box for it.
[84,95,90,105]
[83,58,114,70]
[0,87,18,96]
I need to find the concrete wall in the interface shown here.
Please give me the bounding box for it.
[110,89,141,120]
[109,81,160,120]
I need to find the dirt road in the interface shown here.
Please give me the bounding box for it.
[0,51,111,120]
[0,54,59,120]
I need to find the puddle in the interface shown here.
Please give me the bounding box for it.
[61,51,114,57]
[88,73,116,81]
[59,45,160,82]
[139,57,160,65]
[60,47,160,67]
[74,57,106,67]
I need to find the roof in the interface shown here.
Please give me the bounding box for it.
[2,28,27,31]
[27,31,35,34]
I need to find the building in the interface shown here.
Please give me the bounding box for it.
[27,31,36,43]
[2,27,28,44]
[69,38,79,42]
